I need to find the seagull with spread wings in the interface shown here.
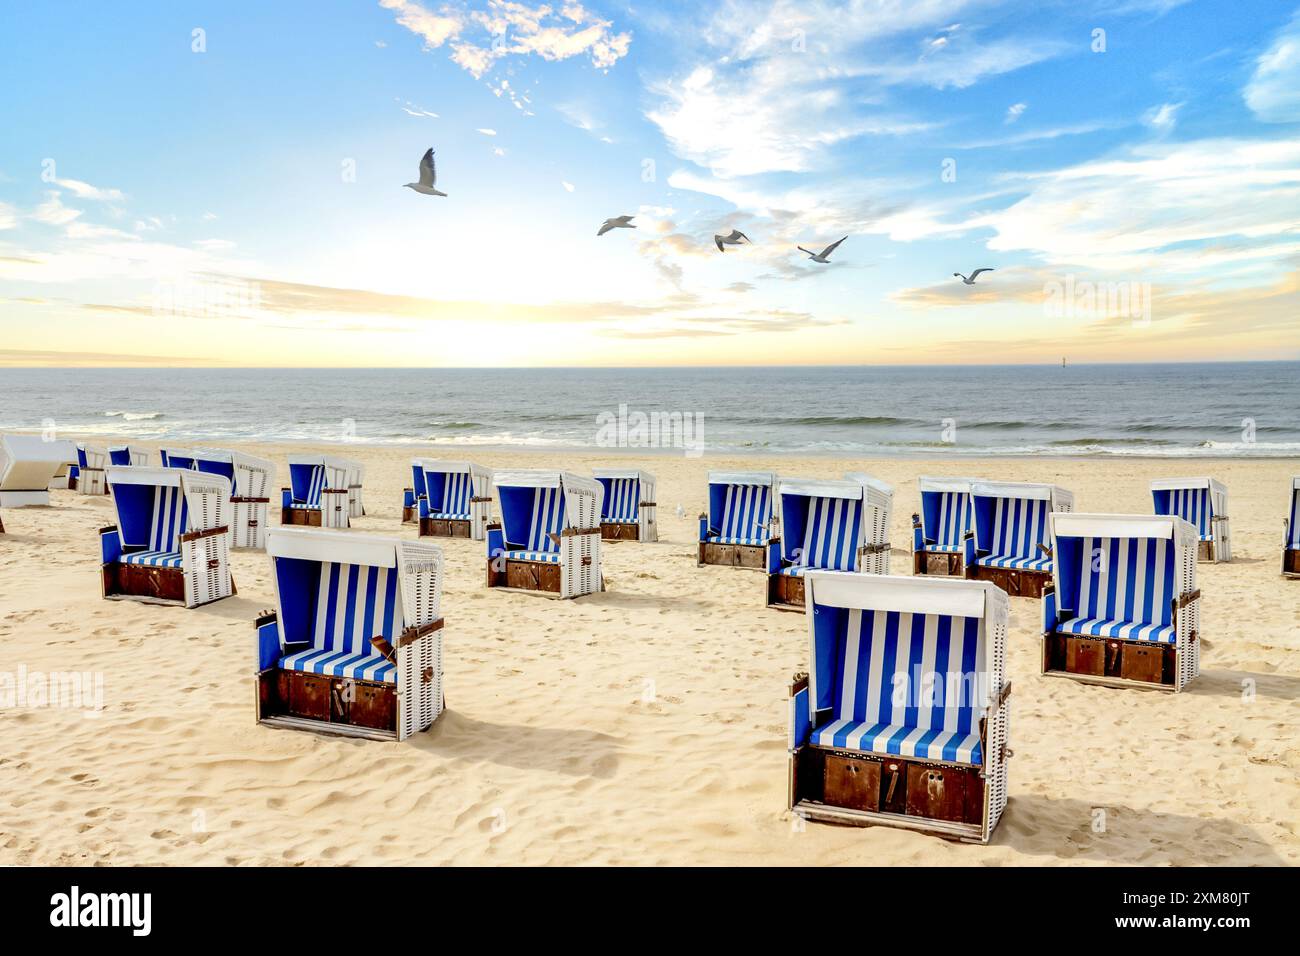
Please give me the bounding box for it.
[714,229,751,252]
[403,148,446,197]
[796,236,847,263]
[597,215,636,236]
[954,268,994,284]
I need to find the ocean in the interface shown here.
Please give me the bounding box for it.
[2,363,1298,458]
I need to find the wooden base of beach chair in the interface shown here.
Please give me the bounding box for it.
[767,574,805,611]
[419,517,472,539]
[698,541,766,569]
[913,551,964,577]
[256,669,402,740]
[402,505,417,524]
[281,507,322,527]
[102,562,187,605]
[790,746,987,842]
[486,558,563,595]
[100,561,237,608]
[968,565,1050,599]
[601,521,639,542]
[1284,548,1300,578]
[1042,632,1177,689]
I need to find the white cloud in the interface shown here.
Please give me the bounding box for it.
[31,192,82,226]
[561,181,575,192]
[54,178,125,201]
[976,137,1300,275]
[644,3,1059,177]
[476,127,496,136]
[0,202,16,230]
[1143,102,1181,131]
[381,0,630,79]
[1005,102,1027,124]
[398,98,439,117]
[1244,16,1300,123]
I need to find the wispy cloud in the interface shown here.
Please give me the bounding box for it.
[380,0,631,79]
[1244,13,1300,123]
[54,178,124,201]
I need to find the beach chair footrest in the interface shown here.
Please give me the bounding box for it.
[796,747,984,828]
[600,521,639,541]
[420,516,472,539]
[1044,632,1176,687]
[698,541,766,569]
[916,551,964,577]
[969,564,1051,598]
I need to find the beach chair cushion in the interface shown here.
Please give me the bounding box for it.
[811,609,984,767]
[981,497,1050,566]
[601,477,639,522]
[792,496,862,572]
[811,719,982,766]
[122,549,183,568]
[706,534,766,546]
[716,483,771,543]
[278,562,403,684]
[974,553,1052,571]
[1158,487,1213,540]
[504,549,561,563]
[1067,535,1177,640]
[428,511,472,521]
[288,502,321,510]
[1057,616,1177,644]
[525,486,565,553]
[925,491,972,551]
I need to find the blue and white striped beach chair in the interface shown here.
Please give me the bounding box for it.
[75,444,109,495]
[767,474,893,610]
[409,459,494,540]
[968,480,1074,597]
[159,447,199,470]
[486,470,603,598]
[1151,477,1231,562]
[1042,513,1200,691]
[108,445,150,467]
[100,466,233,607]
[788,572,1011,843]
[194,448,276,550]
[256,528,445,740]
[593,468,657,542]
[1285,477,1300,579]
[698,470,778,569]
[281,454,349,529]
[912,477,981,577]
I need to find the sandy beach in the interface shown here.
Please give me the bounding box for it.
[1,442,1296,866]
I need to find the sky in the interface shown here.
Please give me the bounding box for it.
[0,0,1298,367]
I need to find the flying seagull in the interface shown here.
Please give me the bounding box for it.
[714,229,751,252]
[597,215,636,236]
[954,268,994,284]
[404,148,446,196]
[797,236,847,263]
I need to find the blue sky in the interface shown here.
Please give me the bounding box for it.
[1,0,1297,366]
